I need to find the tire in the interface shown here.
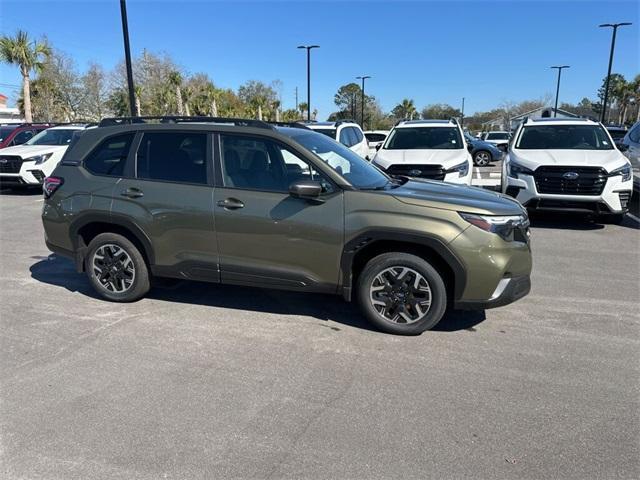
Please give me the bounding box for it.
[357,253,447,335]
[84,232,150,302]
[473,150,491,166]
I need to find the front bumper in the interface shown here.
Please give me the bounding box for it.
[505,173,633,213]
[0,169,46,186]
[455,274,531,310]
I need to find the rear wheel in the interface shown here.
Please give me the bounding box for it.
[473,150,491,166]
[85,232,150,302]
[357,253,447,335]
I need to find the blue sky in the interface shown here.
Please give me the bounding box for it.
[1,0,638,118]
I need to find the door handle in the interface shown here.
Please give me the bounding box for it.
[217,198,244,210]
[120,187,144,198]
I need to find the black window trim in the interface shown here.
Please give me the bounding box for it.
[131,130,215,187]
[214,131,340,195]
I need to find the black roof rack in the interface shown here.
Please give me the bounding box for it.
[98,116,274,129]
[335,119,357,126]
[0,122,54,127]
[268,121,311,130]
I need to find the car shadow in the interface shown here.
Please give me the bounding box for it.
[29,255,487,334]
[529,210,639,231]
[0,187,42,196]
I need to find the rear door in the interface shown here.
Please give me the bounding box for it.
[213,133,344,291]
[111,130,219,280]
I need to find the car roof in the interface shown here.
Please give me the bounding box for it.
[522,117,598,126]
[396,119,456,128]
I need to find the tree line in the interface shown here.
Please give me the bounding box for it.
[2,30,639,131]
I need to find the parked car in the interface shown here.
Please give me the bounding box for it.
[0,124,86,188]
[371,119,472,185]
[0,123,52,149]
[605,124,628,147]
[482,131,510,151]
[306,120,369,159]
[42,116,532,335]
[621,121,640,189]
[464,132,504,166]
[502,117,633,223]
[364,130,389,158]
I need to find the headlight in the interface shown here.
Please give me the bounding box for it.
[24,153,53,165]
[459,212,529,241]
[447,160,469,177]
[508,161,534,178]
[609,162,632,182]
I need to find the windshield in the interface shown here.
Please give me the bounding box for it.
[0,126,18,142]
[486,132,509,140]
[26,129,76,146]
[284,129,391,189]
[385,127,462,150]
[516,125,614,150]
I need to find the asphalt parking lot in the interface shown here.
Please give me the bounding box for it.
[1,188,639,480]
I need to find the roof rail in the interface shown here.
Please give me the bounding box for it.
[98,116,274,129]
[267,121,311,130]
[0,122,55,128]
[335,119,358,126]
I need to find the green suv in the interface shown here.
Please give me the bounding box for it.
[42,116,532,335]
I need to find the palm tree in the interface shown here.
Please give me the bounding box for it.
[392,98,417,120]
[0,30,51,122]
[168,70,184,115]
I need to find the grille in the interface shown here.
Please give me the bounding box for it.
[0,156,23,174]
[534,166,606,195]
[385,164,446,180]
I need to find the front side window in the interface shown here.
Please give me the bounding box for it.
[384,127,462,150]
[516,125,614,150]
[11,130,34,145]
[0,126,18,142]
[353,127,364,143]
[283,129,390,190]
[26,128,76,146]
[339,128,352,146]
[220,134,332,193]
[136,132,208,184]
[628,125,640,143]
[84,133,135,177]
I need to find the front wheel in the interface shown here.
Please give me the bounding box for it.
[473,150,491,166]
[357,253,447,335]
[85,232,150,302]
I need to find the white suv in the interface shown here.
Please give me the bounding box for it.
[502,118,633,222]
[306,120,369,159]
[0,125,86,188]
[482,131,510,151]
[371,119,472,185]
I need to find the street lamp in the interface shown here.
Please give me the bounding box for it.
[550,65,570,117]
[461,97,465,128]
[297,45,320,122]
[119,0,136,117]
[599,22,632,123]
[356,75,371,129]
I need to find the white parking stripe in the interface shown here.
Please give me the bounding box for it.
[475,168,481,180]
[472,179,501,186]
[489,172,501,178]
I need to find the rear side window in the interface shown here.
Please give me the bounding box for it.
[84,133,134,177]
[629,125,640,143]
[136,132,208,185]
[339,128,351,146]
[12,130,35,145]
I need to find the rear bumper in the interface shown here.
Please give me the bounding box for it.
[455,274,531,310]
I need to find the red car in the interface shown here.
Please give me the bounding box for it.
[0,123,52,149]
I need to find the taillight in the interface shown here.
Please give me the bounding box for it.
[43,176,64,198]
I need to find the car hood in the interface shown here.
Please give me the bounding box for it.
[0,144,68,158]
[373,149,467,168]
[390,179,525,215]
[511,149,629,172]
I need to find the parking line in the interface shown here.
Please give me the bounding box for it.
[34,199,44,203]
[475,168,481,180]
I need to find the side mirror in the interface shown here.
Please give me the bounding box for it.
[617,143,629,152]
[289,180,322,199]
[375,143,382,151]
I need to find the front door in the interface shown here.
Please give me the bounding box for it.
[110,130,218,281]
[214,133,344,292]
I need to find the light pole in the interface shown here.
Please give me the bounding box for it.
[119,0,136,117]
[599,22,632,123]
[356,75,371,129]
[297,45,320,121]
[461,97,465,128]
[550,65,570,117]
